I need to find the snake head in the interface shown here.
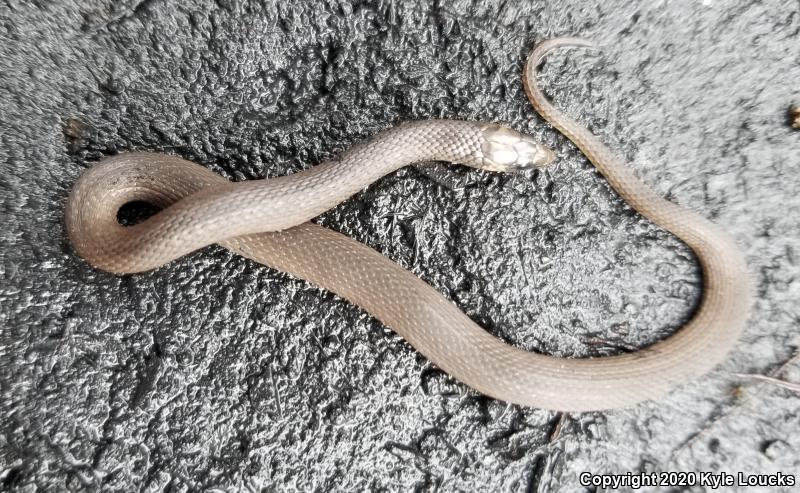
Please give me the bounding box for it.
[477,124,555,172]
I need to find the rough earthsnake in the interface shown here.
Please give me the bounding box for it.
[65,37,752,412]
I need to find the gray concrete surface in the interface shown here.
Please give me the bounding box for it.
[1,0,799,491]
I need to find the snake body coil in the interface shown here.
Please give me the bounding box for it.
[66,38,752,411]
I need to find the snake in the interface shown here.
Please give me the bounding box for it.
[65,37,752,412]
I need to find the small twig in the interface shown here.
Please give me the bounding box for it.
[666,349,800,464]
[734,373,800,393]
[548,413,569,443]
[269,365,283,420]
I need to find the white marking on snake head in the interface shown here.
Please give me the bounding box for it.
[478,124,555,172]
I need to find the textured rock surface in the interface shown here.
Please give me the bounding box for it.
[1,0,799,491]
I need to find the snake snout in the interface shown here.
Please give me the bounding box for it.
[478,124,555,172]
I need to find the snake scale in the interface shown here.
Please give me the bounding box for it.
[65,37,752,411]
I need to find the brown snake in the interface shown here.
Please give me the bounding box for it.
[65,37,752,411]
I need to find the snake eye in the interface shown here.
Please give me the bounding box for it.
[479,124,555,172]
